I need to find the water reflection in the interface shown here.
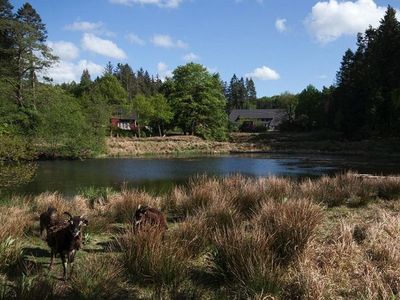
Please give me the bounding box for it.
[5,154,400,196]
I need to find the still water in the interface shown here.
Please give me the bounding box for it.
[9,154,400,196]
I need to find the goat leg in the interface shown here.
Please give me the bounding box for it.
[68,250,76,277]
[61,253,68,280]
[49,250,54,270]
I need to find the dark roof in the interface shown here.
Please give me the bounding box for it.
[229,109,288,126]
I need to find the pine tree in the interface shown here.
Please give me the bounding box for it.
[0,0,14,77]
[12,2,56,106]
[245,78,257,105]
[103,61,114,76]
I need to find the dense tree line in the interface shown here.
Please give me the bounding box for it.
[255,7,400,137]
[331,6,400,137]
[0,1,229,162]
[1,1,398,163]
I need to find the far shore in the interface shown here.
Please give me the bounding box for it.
[105,132,400,159]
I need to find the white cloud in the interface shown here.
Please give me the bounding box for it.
[151,34,188,49]
[245,66,280,81]
[183,52,199,62]
[65,21,115,37]
[65,21,103,31]
[43,60,103,84]
[306,0,386,43]
[126,33,146,45]
[47,41,79,61]
[81,33,127,59]
[109,0,182,8]
[157,62,173,81]
[275,18,287,32]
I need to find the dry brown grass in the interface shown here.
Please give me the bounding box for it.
[69,254,126,300]
[256,199,324,264]
[105,189,161,223]
[2,173,400,299]
[118,226,189,295]
[106,135,267,157]
[0,205,33,240]
[31,192,89,219]
[210,226,282,298]
[283,206,400,299]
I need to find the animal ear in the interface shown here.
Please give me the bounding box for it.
[63,212,73,220]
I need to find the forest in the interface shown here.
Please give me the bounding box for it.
[1,1,400,162]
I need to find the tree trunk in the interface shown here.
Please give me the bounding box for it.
[158,124,162,137]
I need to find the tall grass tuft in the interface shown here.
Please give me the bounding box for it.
[69,254,125,300]
[256,199,323,264]
[106,189,159,223]
[118,226,189,294]
[210,227,282,298]
[11,274,57,300]
[299,172,374,207]
[0,237,23,274]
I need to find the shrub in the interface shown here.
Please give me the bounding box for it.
[256,199,323,264]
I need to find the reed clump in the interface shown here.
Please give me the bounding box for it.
[118,226,189,293]
[69,254,126,300]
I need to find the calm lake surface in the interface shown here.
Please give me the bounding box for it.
[9,154,400,196]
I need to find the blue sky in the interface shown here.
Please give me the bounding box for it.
[11,0,399,96]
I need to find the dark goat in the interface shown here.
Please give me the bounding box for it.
[39,206,59,238]
[134,205,168,232]
[46,212,88,280]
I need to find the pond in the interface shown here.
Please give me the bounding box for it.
[5,153,400,196]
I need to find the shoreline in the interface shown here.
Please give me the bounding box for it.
[104,133,400,159]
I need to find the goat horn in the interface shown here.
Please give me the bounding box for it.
[63,212,73,220]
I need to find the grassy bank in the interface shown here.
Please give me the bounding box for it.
[1,173,400,299]
[105,135,269,157]
[105,132,400,159]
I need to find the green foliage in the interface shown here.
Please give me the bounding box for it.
[332,6,400,137]
[167,63,228,140]
[35,86,99,158]
[295,85,327,130]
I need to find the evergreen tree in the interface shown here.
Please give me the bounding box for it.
[103,61,114,76]
[245,78,257,104]
[12,2,56,106]
[0,0,14,76]
[114,63,136,100]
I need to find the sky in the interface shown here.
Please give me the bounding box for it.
[11,0,400,96]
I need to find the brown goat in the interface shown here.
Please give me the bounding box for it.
[134,205,168,232]
[46,212,88,280]
[39,206,59,238]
